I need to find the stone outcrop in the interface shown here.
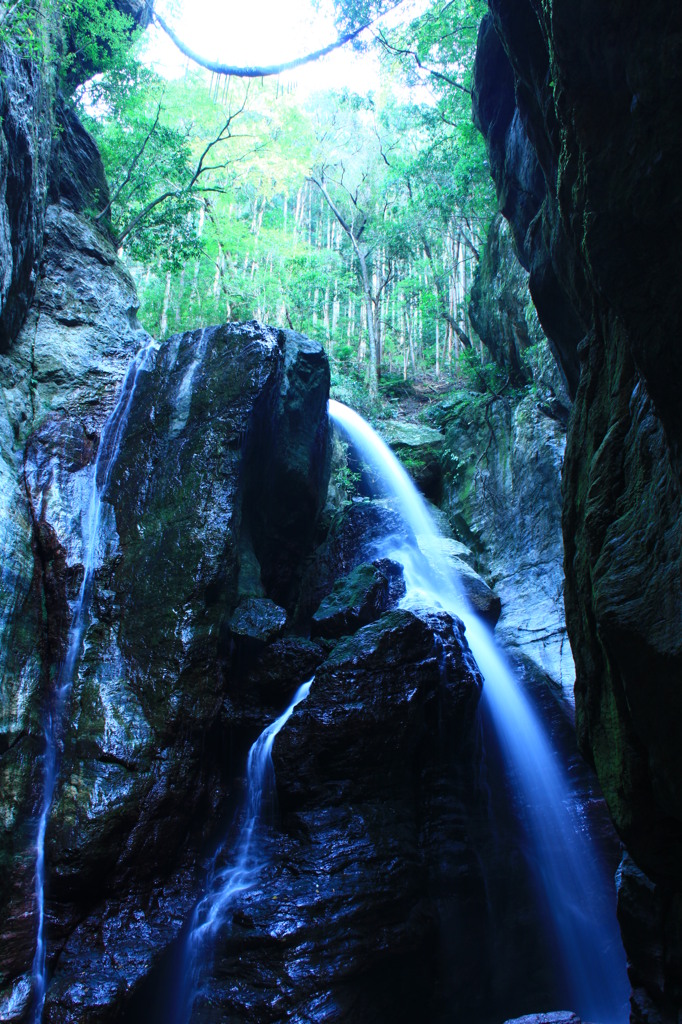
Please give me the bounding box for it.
[473,1,682,1019]
[310,558,405,639]
[17,323,330,1021]
[429,386,573,700]
[504,1016,580,1024]
[188,608,487,1024]
[469,213,540,388]
[0,47,55,350]
[380,419,445,501]
[468,212,570,419]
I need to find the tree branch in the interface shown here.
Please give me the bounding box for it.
[375,30,471,95]
[96,98,164,222]
[116,190,177,247]
[153,9,378,78]
[309,173,354,238]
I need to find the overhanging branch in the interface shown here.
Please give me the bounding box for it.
[375,30,471,96]
[154,10,375,78]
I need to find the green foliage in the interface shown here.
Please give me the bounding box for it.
[72,0,504,406]
[0,0,45,62]
[0,0,136,91]
[324,0,405,38]
[456,346,513,396]
[59,0,135,87]
[79,67,252,267]
[330,362,376,418]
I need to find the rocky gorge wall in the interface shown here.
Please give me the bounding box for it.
[433,213,575,704]
[473,2,682,1020]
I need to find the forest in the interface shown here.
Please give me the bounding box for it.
[72,0,502,402]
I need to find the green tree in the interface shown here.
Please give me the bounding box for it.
[79,66,252,267]
[0,0,138,90]
[308,92,406,399]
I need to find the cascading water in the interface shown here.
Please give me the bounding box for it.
[30,337,158,1023]
[174,678,313,1024]
[329,399,629,1023]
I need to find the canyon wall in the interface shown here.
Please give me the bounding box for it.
[473,2,682,1019]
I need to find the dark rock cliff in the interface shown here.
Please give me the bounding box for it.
[2,313,334,1018]
[0,47,56,351]
[0,0,147,352]
[473,2,682,1019]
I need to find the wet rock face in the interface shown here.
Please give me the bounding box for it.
[0,46,111,353]
[0,198,148,1003]
[295,498,415,626]
[193,609,486,1024]
[244,331,332,610]
[469,214,540,388]
[310,558,405,639]
[432,389,573,700]
[0,314,332,1017]
[472,9,585,395]
[474,1,682,1018]
[0,48,54,350]
[380,420,445,502]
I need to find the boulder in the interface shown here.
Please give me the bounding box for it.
[310,558,405,639]
[442,545,501,627]
[229,597,288,645]
[296,498,414,625]
[189,609,488,1023]
[504,1015,580,1024]
[380,419,445,500]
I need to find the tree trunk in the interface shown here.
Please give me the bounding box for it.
[357,248,379,399]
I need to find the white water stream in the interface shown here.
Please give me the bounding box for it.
[329,399,629,1023]
[176,678,313,1023]
[30,337,158,1023]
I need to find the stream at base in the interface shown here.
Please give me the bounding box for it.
[171,679,313,1024]
[329,399,629,1023]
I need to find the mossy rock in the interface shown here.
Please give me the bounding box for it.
[311,560,405,640]
[380,420,445,501]
[229,597,288,644]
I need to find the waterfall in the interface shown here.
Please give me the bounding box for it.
[329,399,629,1024]
[30,337,158,1023]
[175,678,313,1024]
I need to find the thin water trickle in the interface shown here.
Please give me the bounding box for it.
[329,399,629,1023]
[30,337,158,1023]
[175,678,313,1024]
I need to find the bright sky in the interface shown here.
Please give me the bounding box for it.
[141,0,430,94]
